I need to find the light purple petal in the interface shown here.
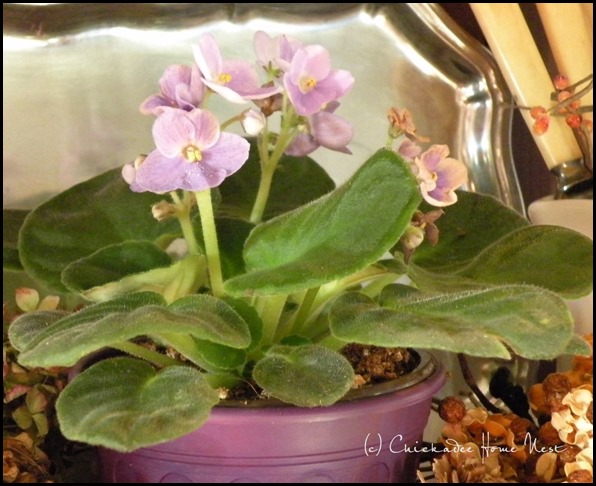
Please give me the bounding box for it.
[318,69,355,98]
[254,31,277,66]
[310,111,353,151]
[152,111,197,157]
[419,145,450,171]
[222,60,282,99]
[139,94,175,116]
[397,139,422,161]
[199,133,250,175]
[185,109,221,150]
[159,65,191,100]
[202,80,250,104]
[421,186,458,207]
[173,65,205,110]
[284,75,331,116]
[134,151,191,193]
[174,133,250,191]
[193,34,223,79]
[288,45,331,84]
[437,158,469,187]
[285,134,319,157]
[121,163,137,185]
[140,65,204,115]
[279,36,303,63]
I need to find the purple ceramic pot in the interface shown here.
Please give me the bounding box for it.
[97,351,445,483]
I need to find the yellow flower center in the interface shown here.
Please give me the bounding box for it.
[183,145,202,162]
[218,73,232,85]
[299,76,317,93]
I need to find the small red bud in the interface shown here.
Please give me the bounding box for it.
[530,106,547,120]
[533,116,550,135]
[553,74,569,91]
[566,114,583,129]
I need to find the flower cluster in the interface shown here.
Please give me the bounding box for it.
[125,32,466,213]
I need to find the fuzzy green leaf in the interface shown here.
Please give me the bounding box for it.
[157,333,246,372]
[225,149,421,296]
[12,292,251,368]
[4,209,29,270]
[68,254,206,304]
[330,286,579,360]
[253,345,354,406]
[61,241,172,293]
[410,225,593,298]
[18,168,180,293]
[218,139,335,220]
[412,191,529,271]
[56,357,219,452]
[8,310,68,352]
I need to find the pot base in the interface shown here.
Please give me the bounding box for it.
[98,352,445,483]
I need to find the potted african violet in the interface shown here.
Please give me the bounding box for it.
[6,31,592,483]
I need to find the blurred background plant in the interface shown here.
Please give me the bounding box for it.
[418,334,593,483]
[3,290,97,483]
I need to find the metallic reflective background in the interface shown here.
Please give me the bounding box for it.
[3,3,524,212]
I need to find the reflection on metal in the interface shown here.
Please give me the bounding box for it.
[3,3,524,213]
[550,159,593,199]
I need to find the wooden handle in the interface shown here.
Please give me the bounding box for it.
[470,3,582,170]
[536,3,593,123]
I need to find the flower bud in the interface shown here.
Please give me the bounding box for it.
[241,109,266,136]
[151,200,177,221]
[401,225,425,250]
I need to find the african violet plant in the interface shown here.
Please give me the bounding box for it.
[6,31,593,453]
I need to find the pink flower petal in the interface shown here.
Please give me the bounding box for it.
[134,151,190,193]
[193,34,223,80]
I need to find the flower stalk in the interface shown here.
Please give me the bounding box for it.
[195,189,224,298]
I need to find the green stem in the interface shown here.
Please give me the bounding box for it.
[170,191,201,255]
[195,189,225,297]
[250,164,276,224]
[220,113,245,131]
[111,341,181,368]
[255,294,288,345]
[249,97,298,224]
[289,287,319,336]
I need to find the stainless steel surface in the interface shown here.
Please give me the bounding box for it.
[3,3,524,213]
[550,159,593,199]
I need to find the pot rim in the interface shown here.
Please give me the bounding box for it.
[216,349,441,408]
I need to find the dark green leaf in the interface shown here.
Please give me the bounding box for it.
[330,286,577,360]
[12,292,251,367]
[8,310,68,352]
[412,191,529,271]
[218,139,335,220]
[409,225,593,298]
[18,168,180,293]
[225,149,421,296]
[64,254,206,303]
[253,344,354,406]
[56,357,219,451]
[61,241,172,293]
[156,333,246,372]
[4,209,29,270]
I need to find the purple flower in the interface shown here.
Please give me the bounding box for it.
[123,109,250,193]
[396,139,422,162]
[192,33,280,104]
[285,102,353,157]
[139,64,205,116]
[413,145,468,207]
[283,45,354,116]
[254,31,303,74]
